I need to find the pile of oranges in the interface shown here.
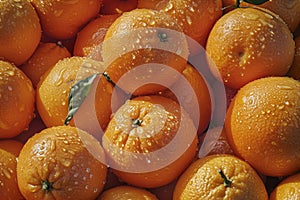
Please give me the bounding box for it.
[0,0,300,199]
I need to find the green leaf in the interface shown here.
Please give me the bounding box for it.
[242,0,269,5]
[64,73,98,125]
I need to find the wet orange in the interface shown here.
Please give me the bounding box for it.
[225,77,300,177]
[0,61,35,139]
[137,0,169,10]
[20,42,71,87]
[270,172,300,200]
[206,7,295,89]
[0,0,41,66]
[287,36,300,80]
[102,8,189,96]
[30,0,103,39]
[73,14,120,59]
[100,0,138,14]
[0,149,24,200]
[17,126,107,200]
[98,185,158,200]
[102,95,198,188]
[223,0,300,32]
[173,154,268,200]
[0,139,23,157]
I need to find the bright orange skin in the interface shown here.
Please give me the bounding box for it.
[0,0,41,66]
[30,0,103,39]
[20,42,71,87]
[270,173,300,200]
[0,61,35,139]
[100,0,138,14]
[225,77,300,177]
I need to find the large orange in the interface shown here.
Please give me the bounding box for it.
[0,149,24,200]
[30,0,103,39]
[102,95,198,188]
[102,8,189,96]
[17,126,107,200]
[173,154,268,200]
[223,0,300,32]
[0,0,41,66]
[206,7,295,89]
[270,172,300,200]
[0,61,35,139]
[225,77,300,177]
[20,42,71,87]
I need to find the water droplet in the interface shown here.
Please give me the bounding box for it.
[2,169,11,179]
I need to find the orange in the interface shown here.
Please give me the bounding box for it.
[270,172,300,200]
[98,185,158,200]
[0,0,41,66]
[225,77,300,177]
[100,0,138,14]
[20,42,71,87]
[17,126,107,200]
[158,63,212,134]
[198,127,234,157]
[223,0,300,32]
[0,139,23,157]
[102,95,198,188]
[206,7,295,89]
[30,0,103,39]
[0,149,24,200]
[73,14,120,59]
[0,61,35,139]
[173,154,268,200]
[137,0,169,10]
[163,0,223,46]
[287,36,300,80]
[102,8,189,96]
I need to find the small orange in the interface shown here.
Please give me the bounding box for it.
[0,61,35,139]
[17,126,107,200]
[100,0,138,14]
[30,0,103,39]
[173,154,268,200]
[0,0,41,66]
[73,14,120,59]
[102,95,198,188]
[98,185,158,200]
[102,8,189,96]
[270,172,300,200]
[223,0,300,32]
[287,36,300,80]
[225,77,300,177]
[0,149,24,200]
[0,139,23,157]
[20,42,71,87]
[206,7,295,89]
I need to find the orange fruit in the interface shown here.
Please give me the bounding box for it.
[0,149,24,200]
[20,42,71,87]
[100,0,138,14]
[73,14,120,59]
[102,95,198,188]
[223,0,300,32]
[163,0,223,46]
[287,36,300,80]
[102,8,189,96]
[198,127,234,157]
[270,172,300,200]
[206,7,295,89]
[158,63,212,134]
[137,0,169,10]
[17,126,107,200]
[30,0,103,39]
[0,0,41,66]
[173,154,268,200]
[0,61,35,139]
[98,185,158,200]
[0,139,23,157]
[225,77,300,177]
